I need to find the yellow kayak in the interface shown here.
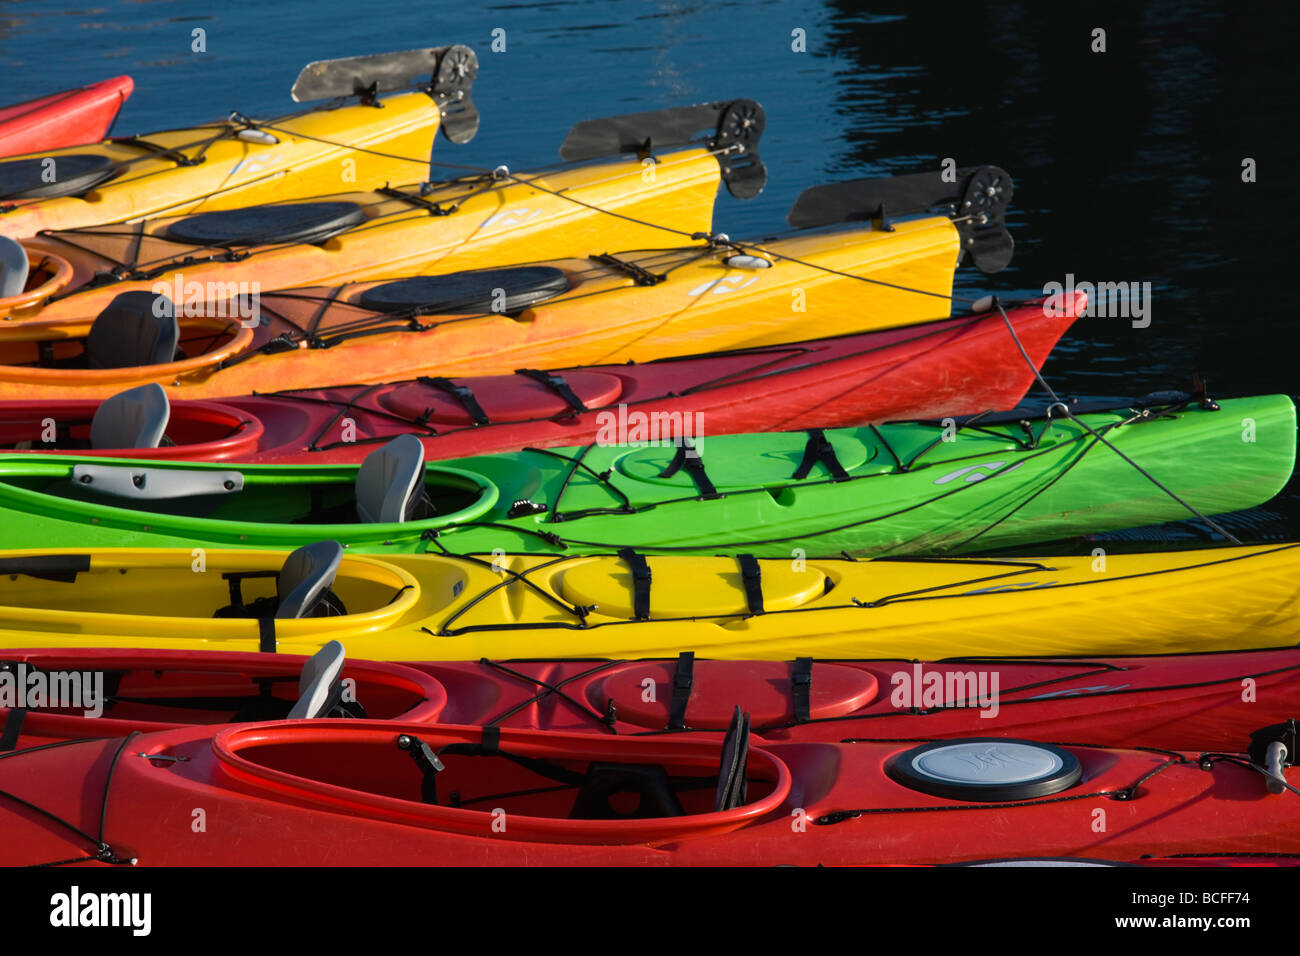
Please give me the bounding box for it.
[0,542,1293,660]
[0,99,774,328]
[0,45,478,239]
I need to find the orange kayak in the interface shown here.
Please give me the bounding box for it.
[0,45,478,239]
[0,195,999,400]
[0,100,773,327]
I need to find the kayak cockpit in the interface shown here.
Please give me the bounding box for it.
[0,238,76,314]
[0,642,445,739]
[0,542,414,615]
[0,289,254,381]
[0,435,496,538]
[0,385,263,458]
[211,710,791,844]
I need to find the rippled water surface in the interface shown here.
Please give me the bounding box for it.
[2,0,1296,543]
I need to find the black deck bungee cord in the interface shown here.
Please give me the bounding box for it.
[427,419,1120,553]
[1,123,240,205]
[473,657,628,731]
[412,539,1300,638]
[238,310,1014,453]
[814,752,1191,826]
[21,111,1269,552]
[0,733,137,866]
[993,299,1245,545]
[203,245,716,363]
[1,92,446,206]
[1196,752,1300,798]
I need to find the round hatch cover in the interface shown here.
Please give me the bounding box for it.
[887,738,1082,802]
[166,201,366,246]
[357,266,570,315]
[0,154,117,200]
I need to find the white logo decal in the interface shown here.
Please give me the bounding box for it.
[230,155,272,177]
[932,461,1024,485]
[481,208,541,230]
[686,274,759,297]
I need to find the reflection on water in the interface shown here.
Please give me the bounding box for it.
[2,0,1295,540]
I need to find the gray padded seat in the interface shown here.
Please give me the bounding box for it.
[0,236,28,298]
[90,383,171,450]
[355,434,426,523]
[287,640,347,719]
[85,292,179,369]
[275,540,345,619]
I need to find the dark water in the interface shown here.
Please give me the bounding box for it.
[2,0,1296,543]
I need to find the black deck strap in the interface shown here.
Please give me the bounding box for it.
[589,252,667,286]
[480,724,501,755]
[258,618,276,654]
[618,548,653,621]
[514,369,589,414]
[792,428,850,481]
[376,186,449,216]
[737,554,764,614]
[419,376,490,426]
[0,708,25,752]
[658,441,722,499]
[667,651,695,730]
[113,135,203,167]
[791,657,813,723]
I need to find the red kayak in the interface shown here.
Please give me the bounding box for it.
[0,295,1081,463]
[0,77,133,158]
[4,644,1295,752]
[0,716,1292,865]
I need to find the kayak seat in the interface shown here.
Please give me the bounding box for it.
[356,266,570,316]
[276,540,346,619]
[714,706,751,812]
[213,541,348,620]
[0,236,28,298]
[355,434,435,523]
[165,201,367,247]
[287,640,347,718]
[569,763,686,820]
[225,642,366,723]
[0,154,118,201]
[90,383,171,450]
[85,292,180,370]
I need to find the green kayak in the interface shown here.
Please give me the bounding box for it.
[0,394,1292,557]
